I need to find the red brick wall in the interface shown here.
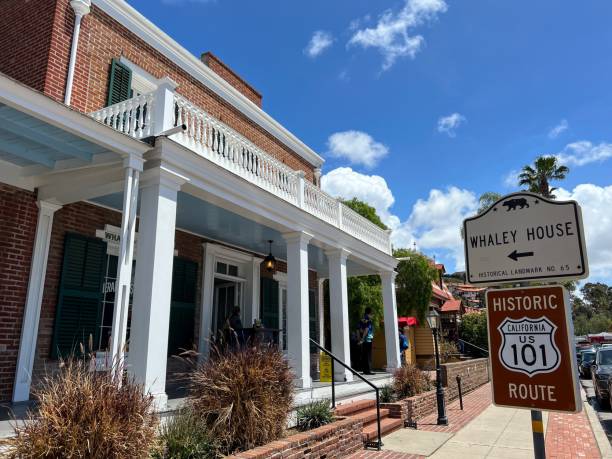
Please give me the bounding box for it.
[33,0,316,179]
[202,52,262,107]
[0,185,38,401]
[0,0,57,93]
[32,200,207,384]
[227,417,364,459]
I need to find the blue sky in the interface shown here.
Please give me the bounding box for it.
[129,0,612,283]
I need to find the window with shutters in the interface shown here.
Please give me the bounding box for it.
[51,234,106,359]
[107,59,133,106]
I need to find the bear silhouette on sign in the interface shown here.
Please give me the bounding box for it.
[503,198,530,211]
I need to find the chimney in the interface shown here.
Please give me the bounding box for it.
[201,52,262,107]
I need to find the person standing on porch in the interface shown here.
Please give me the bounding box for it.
[227,306,244,347]
[358,308,374,375]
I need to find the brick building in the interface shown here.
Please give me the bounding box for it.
[0,0,399,408]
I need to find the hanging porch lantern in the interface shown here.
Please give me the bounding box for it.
[264,240,276,273]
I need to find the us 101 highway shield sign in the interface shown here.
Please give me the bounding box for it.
[486,285,581,413]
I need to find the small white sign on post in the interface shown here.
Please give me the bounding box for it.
[463,192,588,286]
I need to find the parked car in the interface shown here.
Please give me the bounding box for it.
[579,351,596,378]
[592,347,612,406]
[577,346,596,365]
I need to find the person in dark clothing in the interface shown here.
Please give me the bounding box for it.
[227,306,244,347]
[358,307,374,375]
[399,329,409,365]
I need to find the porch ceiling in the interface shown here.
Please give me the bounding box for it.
[91,191,377,277]
[0,103,109,169]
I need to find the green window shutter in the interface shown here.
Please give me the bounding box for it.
[168,257,197,356]
[51,234,106,359]
[260,277,279,329]
[106,59,133,106]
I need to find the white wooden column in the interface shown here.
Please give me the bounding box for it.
[317,278,326,347]
[109,156,143,373]
[326,249,353,382]
[13,201,62,402]
[198,242,215,362]
[283,231,313,388]
[381,270,401,372]
[128,166,185,410]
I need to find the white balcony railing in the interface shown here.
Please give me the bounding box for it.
[90,88,392,255]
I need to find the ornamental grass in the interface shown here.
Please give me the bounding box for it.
[188,344,294,454]
[392,364,433,399]
[8,357,158,459]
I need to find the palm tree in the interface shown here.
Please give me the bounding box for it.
[518,156,569,198]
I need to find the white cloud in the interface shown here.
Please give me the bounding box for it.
[437,113,466,137]
[503,169,519,189]
[327,131,389,168]
[555,141,612,166]
[348,0,448,70]
[556,184,612,280]
[548,119,568,139]
[321,167,478,268]
[408,187,478,268]
[304,31,334,58]
[321,167,397,224]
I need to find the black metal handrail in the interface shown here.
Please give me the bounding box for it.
[457,338,489,356]
[309,338,382,450]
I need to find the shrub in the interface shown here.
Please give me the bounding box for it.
[392,364,433,399]
[154,409,217,459]
[439,339,459,363]
[296,400,333,432]
[8,358,158,459]
[189,345,294,454]
[379,385,396,403]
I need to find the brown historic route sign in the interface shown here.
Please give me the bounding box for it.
[486,285,581,413]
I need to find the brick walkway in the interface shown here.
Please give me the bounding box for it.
[415,383,492,433]
[347,383,493,459]
[545,410,601,459]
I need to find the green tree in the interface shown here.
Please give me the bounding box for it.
[341,198,386,329]
[477,192,502,214]
[518,155,569,198]
[582,283,612,314]
[341,198,388,230]
[393,248,438,322]
[459,312,489,352]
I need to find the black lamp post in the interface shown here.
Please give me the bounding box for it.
[426,309,448,426]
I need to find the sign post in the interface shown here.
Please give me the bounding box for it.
[463,192,589,459]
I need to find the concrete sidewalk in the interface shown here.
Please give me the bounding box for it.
[349,382,604,459]
[429,405,546,458]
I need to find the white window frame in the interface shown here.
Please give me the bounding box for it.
[199,243,262,358]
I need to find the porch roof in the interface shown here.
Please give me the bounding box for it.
[92,191,377,277]
[0,103,108,169]
[0,73,149,192]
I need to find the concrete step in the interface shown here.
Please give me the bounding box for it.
[361,417,403,442]
[334,399,375,417]
[350,407,390,424]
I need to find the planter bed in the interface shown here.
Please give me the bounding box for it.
[227,417,363,459]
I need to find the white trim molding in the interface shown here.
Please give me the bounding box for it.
[92,0,324,168]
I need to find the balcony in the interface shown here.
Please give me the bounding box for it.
[90,87,392,255]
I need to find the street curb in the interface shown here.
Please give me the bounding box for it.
[580,382,612,458]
